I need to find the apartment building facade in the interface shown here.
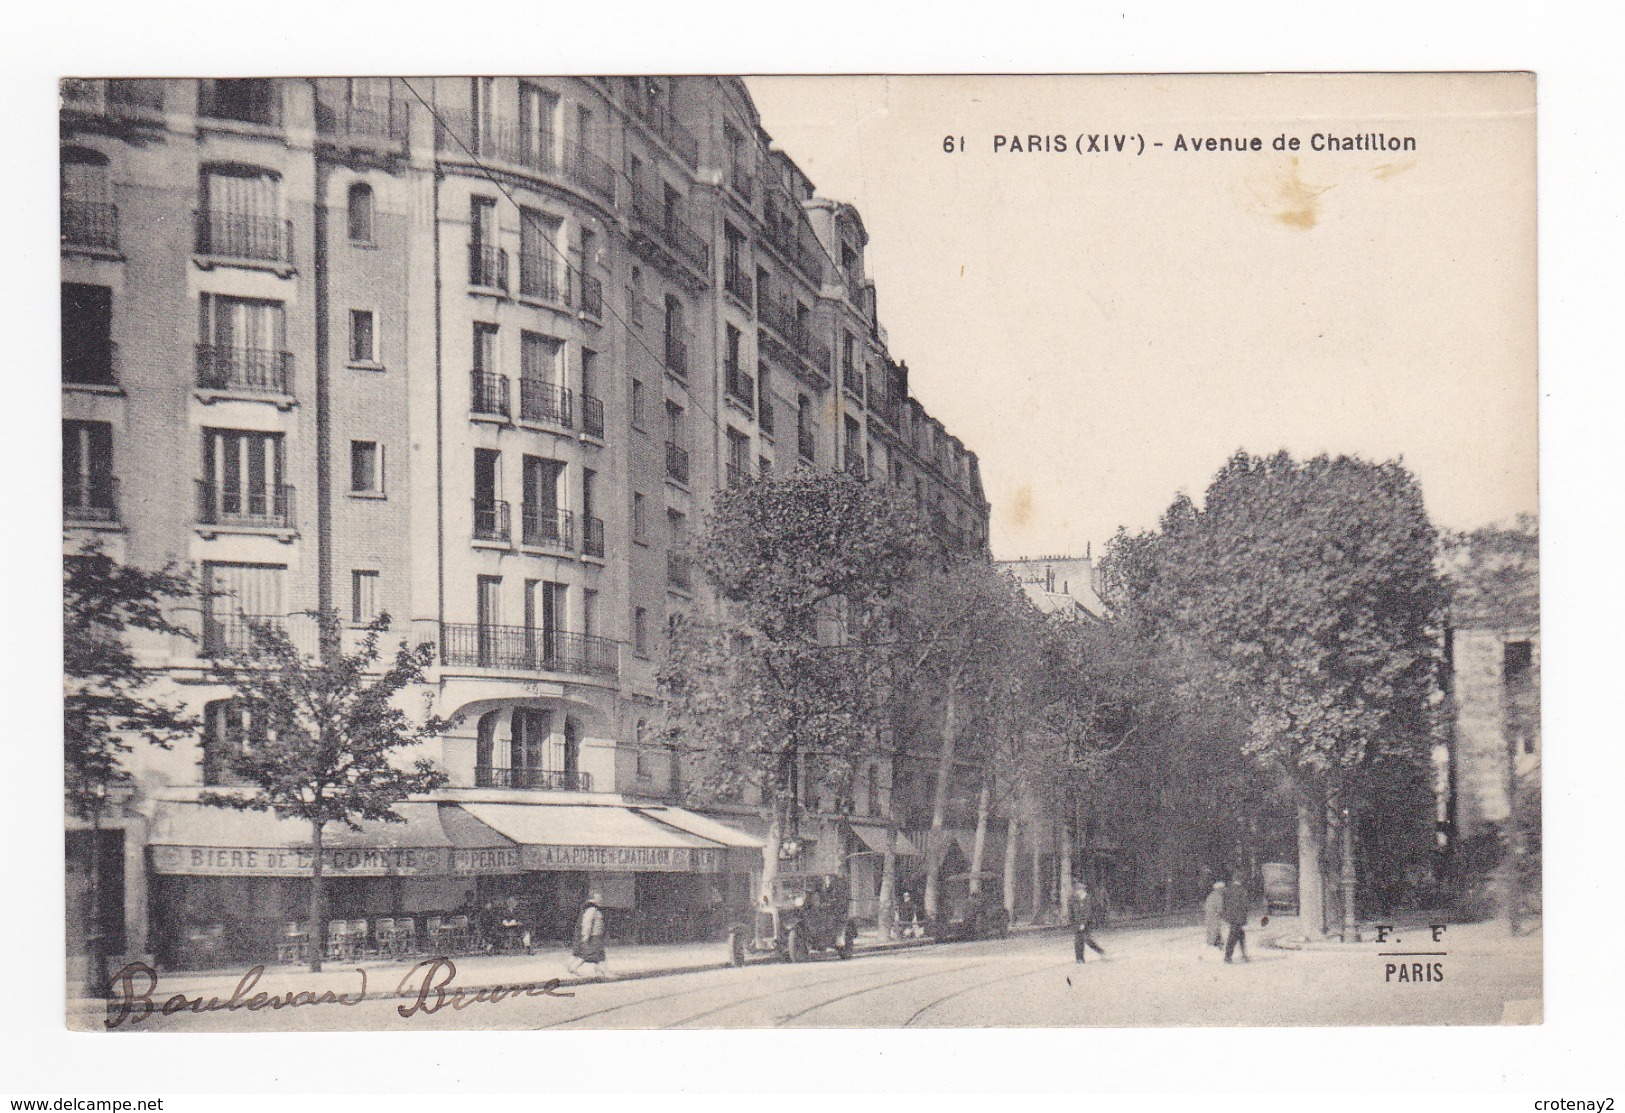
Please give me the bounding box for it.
[61,76,991,967]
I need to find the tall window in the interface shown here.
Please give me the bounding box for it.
[469,196,499,286]
[726,427,750,485]
[582,588,599,639]
[200,429,285,522]
[62,283,114,385]
[476,575,502,665]
[632,492,648,544]
[519,207,561,300]
[202,699,262,786]
[63,420,114,519]
[631,379,646,428]
[201,562,286,655]
[346,182,374,243]
[472,322,499,372]
[797,395,815,462]
[633,607,649,657]
[472,77,495,156]
[665,401,685,448]
[518,83,558,168]
[629,266,644,326]
[61,149,114,250]
[663,295,686,374]
[724,223,746,296]
[351,570,380,624]
[198,295,287,392]
[522,455,565,545]
[199,166,283,260]
[520,331,562,383]
[349,440,382,494]
[348,309,376,364]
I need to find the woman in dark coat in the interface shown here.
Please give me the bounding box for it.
[567,891,610,978]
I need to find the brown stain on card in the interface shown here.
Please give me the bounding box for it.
[1271,158,1332,230]
[1372,160,1416,180]
[1009,485,1035,527]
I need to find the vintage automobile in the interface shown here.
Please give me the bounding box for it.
[728,872,858,965]
[1261,862,1299,914]
[933,871,1011,942]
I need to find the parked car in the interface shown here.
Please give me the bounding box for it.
[1261,862,1299,914]
[728,872,858,965]
[934,871,1010,942]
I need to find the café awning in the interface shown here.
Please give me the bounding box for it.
[458,803,734,873]
[851,824,922,857]
[146,799,513,877]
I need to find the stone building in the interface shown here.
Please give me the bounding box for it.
[61,76,990,967]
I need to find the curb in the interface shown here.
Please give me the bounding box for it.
[73,924,1074,1018]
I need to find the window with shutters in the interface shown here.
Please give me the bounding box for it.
[199,429,289,528]
[201,562,287,656]
[351,570,380,624]
[63,420,116,522]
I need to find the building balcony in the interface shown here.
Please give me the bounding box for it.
[628,188,711,284]
[196,480,295,531]
[201,612,321,660]
[582,515,605,558]
[729,165,755,202]
[664,334,688,378]
[60,79,166,125]
[761,206,823,285]
[724,263,753,303]
[196,344,293,396]
[578,271,603,318]
[470,371,510,419]
[518,379,572,428]
[472,499,511,544]
[64,477,119,526]
[468,243,509,292]
[474,766,593,793]
[195,211,294,268]
[625,99,700,169]
[757,301,832,380]
[518,253,570,305]
[562,143,616,206]
[667,551,693,592]
[521,505,574,550]
[842,365,864,398]
[665,441,690,484]
[314,96,409,149]
[725,367,755,410]
[61,201,119,252]
[580,393,605,440]
[440,623,619,679]
[196,81,282,129]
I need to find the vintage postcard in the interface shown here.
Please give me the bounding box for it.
[60,73,1537,1033]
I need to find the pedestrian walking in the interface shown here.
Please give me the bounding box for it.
[566,891,611,979]
[1221,873,1253,963]
[1203,881,1226,948]
[1071,882,1106,963]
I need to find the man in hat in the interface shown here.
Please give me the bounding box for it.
[1071,881,1106,963]
[566,891,610,979]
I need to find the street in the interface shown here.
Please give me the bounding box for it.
[107,919,1541,1032]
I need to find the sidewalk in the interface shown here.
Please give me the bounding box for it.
[72,924,1060,1024]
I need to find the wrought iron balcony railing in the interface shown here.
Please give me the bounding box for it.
[196,480,295,530]
[664,333,688,377]
[468,243,508,291]
[580,393,605,440]
[724,263,752,302]
[440,623,619,678]
[518,252,569,304]
[629,187,711,276]
[665,441,690,484]
[625,97,700,168]
[195,211,294,265]
[62,201,118,251]
[521,506,574,550]
[472,499,511,544]
[64,477,119,524]
[196,344,293,395]
[470,370,510,418]
[725,367,755,409]
[582,515,605,558]
[315,96,409,145]
[518,379,572,427]
[201,612,321,660]
[843,364,864,397]
[562,142,616,205]
[578,271,603,317]
[762,204,823,283]
[474,766,593,792]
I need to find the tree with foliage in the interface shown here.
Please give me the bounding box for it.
[1100,451,1447,936]
[1441,514,1539,932]
[660,471,931,904]
[64,545,196,994]
[199,610,448,971]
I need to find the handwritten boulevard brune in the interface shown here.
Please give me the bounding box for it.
[104,958,575,1029]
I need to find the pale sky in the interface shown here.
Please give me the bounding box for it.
[744,75,1538,560]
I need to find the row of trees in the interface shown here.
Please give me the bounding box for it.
[660,451,1456,938]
